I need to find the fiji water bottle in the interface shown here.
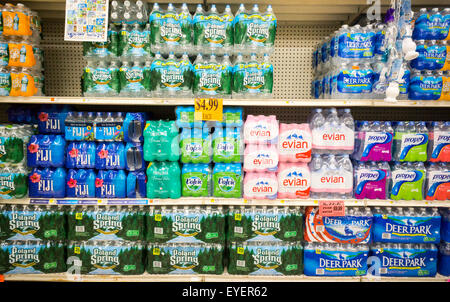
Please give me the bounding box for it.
[126,170,146,198]
[66,169,95,198]
[28,167,66,198]
[95,169,126,198]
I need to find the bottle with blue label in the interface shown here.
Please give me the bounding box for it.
[28,167,66,198]
[126,170,146,198]
[66,142,96,169]
[413,8,432,40]
[390,162,426,200]
[438,242,450,277]
[27,135,65,168]
[94,112,124,142]
[37,105,72,134]
[212,126,243,163]
[146,161,181,199]
[95,142,125,170]
[334,63,374,99]
[392,121,429,162]
[143,120,180,162]
[369,243,437,277]
[125,142,144,171]
[303,242,369,277]
[64,112,95,141]
[123,112,146,143]
[181,163,212,197]
[175,105,205,129]
[95,170,126,198]
[372,207,441,243]
[336,24,375,63]
[66,169,96,198]
[212,163,242,198]
[180,127,212,164]
[441,208,450,243]
[409,70,443,100]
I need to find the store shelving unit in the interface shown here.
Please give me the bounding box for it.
[0,97,449,107]
[0,198,448,207]
[3,272,448,282]
[1,0,449,283]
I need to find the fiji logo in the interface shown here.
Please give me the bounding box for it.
[186,176,202,191]
[218,176,235,192]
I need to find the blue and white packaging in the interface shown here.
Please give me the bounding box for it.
[369,243,438,277]
[372,207,441,244]
[303,242,369,277]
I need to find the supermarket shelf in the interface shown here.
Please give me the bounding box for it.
[0,198,448,207]
[1,97,450,107]
[4,273,448,282]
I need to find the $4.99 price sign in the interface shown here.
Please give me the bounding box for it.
[194,98,223,122]
[318,200,346,217]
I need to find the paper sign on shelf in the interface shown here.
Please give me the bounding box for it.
[194,98,223,121]
[318,200,346,217]
[64,0,109,42]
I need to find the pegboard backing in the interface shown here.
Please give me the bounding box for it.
[40,21,338,98]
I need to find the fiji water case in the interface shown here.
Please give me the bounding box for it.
[66,169,96,198]
[95,142,125,170]
[27,135,66,168]
[66,142,96,169]
[29,167,66,198]
[95,170,126,198]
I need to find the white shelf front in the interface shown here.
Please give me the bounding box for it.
[1,97,450,107]
[0,198,448,207]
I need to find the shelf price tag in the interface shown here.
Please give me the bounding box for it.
[318,200,345,217]
[194,98,223,122]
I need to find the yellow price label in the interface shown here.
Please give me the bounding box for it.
[234,213,241,221]
[194,98,223,122]
[75,213,83,220]
[155,214,162,222]
[237,247,244,255]
[153,248,160,256]
[315,249,321,254]
[74,247,81,254]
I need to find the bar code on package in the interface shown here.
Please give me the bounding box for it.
[75,226,85,233]
[316,268,325,275]
[380,268,388,274]
[382,233,391,239]
[237,260,246,267]
[234,227,243,234]
[153,261,162,268]
[154,227,164,235]
[73,259,82,267]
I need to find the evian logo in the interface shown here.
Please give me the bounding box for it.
[282,171,308,188]
[281,131,310,151]
[252,153,274,166]
[249,123,271,138]
[252,180,274,193]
